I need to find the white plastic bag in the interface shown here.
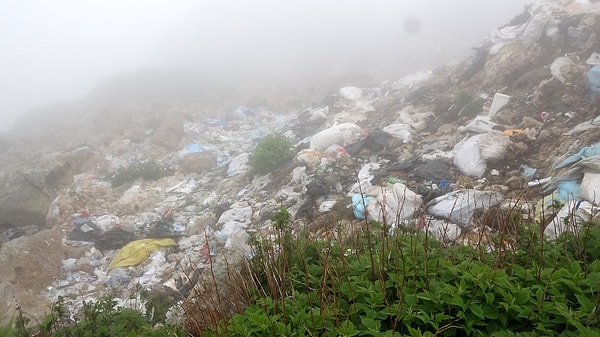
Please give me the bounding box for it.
[397,106,434,133]
[426,189,503,227]
[366,183,422,226]
[544,200,596,240]
[382,123,413,143]
[215,206,253,243]
[521,13,550,45]
[348,163,380,195]
[550,56,576,84]
[339,87,363,100]
[453,135,486,177]
[425,219,462,242]
[459,116,498,134]
[310,123,362,151]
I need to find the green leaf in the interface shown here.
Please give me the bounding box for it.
[576,294,594,312]
[470,304,485,319]
[514,289,531,305]
[407,326,423,337]
[337,320,358,336]
[416,310,431,325]
[483,305,500,320]
[360,317,380,331]
[485,292,495,305]
[449,296,465,310]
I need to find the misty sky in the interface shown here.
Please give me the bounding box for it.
[1,0,540,133]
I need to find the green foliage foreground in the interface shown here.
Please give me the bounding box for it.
[3,296,184,337]
[4,209,600,337]
[204,215,600,337]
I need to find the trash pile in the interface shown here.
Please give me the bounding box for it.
[2,0,600,326]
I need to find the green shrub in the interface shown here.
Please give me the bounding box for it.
[202,214,600,337]
[108,159,173,187]
[139,288,177,326]
[250,133,294,175]
[37,295,184,337]
[0,320,19,337]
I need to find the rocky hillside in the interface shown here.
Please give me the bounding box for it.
[2,0,600,326]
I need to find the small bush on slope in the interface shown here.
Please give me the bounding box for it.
[250,133,294,176]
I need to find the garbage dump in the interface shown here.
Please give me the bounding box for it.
[4,0,600,326]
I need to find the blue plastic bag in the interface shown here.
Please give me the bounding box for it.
[351,194,373,220]
[556,180,581,202]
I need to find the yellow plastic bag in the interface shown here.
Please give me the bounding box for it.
[108,238,177,270]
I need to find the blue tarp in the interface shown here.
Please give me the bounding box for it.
[555,142,600,169]
[586,65,600,98]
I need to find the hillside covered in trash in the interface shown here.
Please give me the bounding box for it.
[2,0,600,327]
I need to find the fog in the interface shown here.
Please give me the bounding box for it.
[1,0,540,133]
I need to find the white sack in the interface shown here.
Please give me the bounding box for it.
[310,123,362,151]
[426,189,503,227]
[479,131,511,161]
[581,172,600,205]
[453,135,486,177]
[366,183,422,226]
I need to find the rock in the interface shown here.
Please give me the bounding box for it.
[0,170,53,228]
[505,176,524,190]
[0,145,98,229]
[0,229,64,324]
[115,183,163,215]
[124,125,147,143]
[510,142,529,155]
[151,114,185,151]
[108,138,134,156]
[551,127,569,136]
[181,152,218,174]
[520,116,544,128]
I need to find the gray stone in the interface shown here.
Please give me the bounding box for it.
[151,114,185,151]
[182,152,218,174]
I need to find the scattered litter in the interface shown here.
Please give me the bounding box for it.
[488,93,510,117]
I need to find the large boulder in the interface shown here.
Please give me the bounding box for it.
[0,229,65,325]
[0,146,96,229]
[0,170,53,228]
